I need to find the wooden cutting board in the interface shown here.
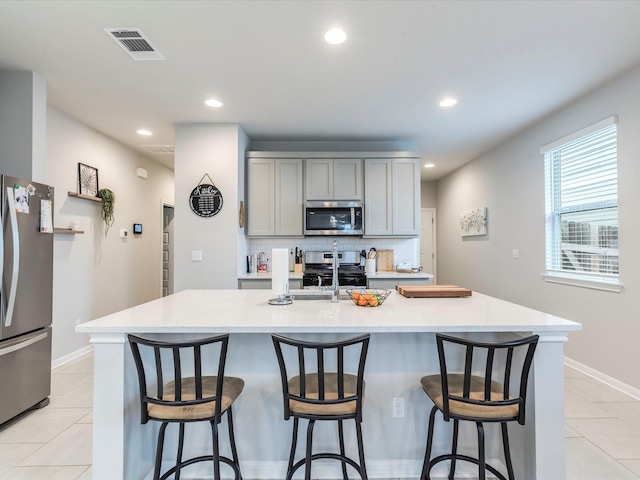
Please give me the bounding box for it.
[376,249,394,272]
[396,285,472,298]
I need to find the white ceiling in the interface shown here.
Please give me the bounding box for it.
[1,1,640,180]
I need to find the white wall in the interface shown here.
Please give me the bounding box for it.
[174,123,247,290]
[45,108,174,361]
[436,64,640,390]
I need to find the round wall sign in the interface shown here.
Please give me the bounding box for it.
[189,183,223,217]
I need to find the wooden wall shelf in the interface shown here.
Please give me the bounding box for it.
[68,191,101,203]
[54,228,84,235]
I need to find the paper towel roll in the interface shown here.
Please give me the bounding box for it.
[271,248,289,296]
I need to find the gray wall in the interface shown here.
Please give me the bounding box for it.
[436,64,640,391]
[46,107,174,362]
[421,180,437,208]
[174,123,248,290]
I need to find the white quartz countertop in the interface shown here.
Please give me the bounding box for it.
[238,272,303,280]
[366,271,433,279]
[76,289,581,335]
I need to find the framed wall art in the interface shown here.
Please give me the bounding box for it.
[78,163,99,197]
[460,207,487,237]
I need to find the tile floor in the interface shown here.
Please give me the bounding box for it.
[0,352,639,479]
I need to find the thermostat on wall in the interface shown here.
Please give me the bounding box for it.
[133,223,142,234]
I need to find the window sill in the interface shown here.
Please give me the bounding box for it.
[542,273,623,293]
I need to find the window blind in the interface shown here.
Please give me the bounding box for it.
[544,118,618,282]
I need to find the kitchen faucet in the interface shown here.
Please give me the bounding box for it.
[331,240,340,303]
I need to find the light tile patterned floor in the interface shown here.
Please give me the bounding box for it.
[0,354,638,479]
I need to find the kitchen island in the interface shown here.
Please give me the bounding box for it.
[77,289,580,479]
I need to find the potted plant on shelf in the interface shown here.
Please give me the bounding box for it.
[97,188,115,237]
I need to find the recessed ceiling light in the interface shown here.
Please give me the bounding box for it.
[424,163,435,169]
[137,129,153,136]
[439,98,457,107]
[324,28,347,45]
[205,98,223,108]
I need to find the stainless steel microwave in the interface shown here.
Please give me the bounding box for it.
[304,201,364,236]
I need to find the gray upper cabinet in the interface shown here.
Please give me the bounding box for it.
[247,157,303,236]
[363,159,392,236]
[247,158,275,236]
[275,158,303,236]
[246,151,418,238]
[305,158,362,200]
[364,157,420,237]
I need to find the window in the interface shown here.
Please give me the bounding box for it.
[542,117,620,291]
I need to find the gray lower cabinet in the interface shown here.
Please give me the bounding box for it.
[367,278,431,289]
[238,278,303,290]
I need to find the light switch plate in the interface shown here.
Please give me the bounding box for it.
[192,251,202,262]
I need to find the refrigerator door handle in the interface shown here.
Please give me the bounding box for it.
[4,187,19,328]
[0,186,3,321]
[0,330,48,357]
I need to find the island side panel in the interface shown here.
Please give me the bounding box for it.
[530,333,569,479]
[91,334,127,479]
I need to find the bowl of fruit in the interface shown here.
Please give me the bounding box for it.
[346,289,391,307]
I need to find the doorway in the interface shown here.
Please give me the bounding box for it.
[420,208,436,282]
[162,203,174,297]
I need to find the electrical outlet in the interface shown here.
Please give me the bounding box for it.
[191,251,202,262]
[392,397,405,418]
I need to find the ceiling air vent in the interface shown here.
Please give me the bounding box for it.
[140,145,175,154]
[104,28,165,60]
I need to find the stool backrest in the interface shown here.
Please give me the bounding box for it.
[271,334,370,421]
[436,333,538,424]
[128,334,229,424]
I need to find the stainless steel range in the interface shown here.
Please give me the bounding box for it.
[303,251,366,288]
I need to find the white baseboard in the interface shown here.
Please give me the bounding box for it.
[51,345,94,370]
[564,356,640,401]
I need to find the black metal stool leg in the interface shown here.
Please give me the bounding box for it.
[448,418,459,480]
[355,418,368,479]
[502,422,515,480]
[176,422,185,480]
[305,419,316,480]
[154,422,168,480]
[286,417,299,480]
[210,420,221,480]
[226,406,242,480]
[420,406,438,480]
[338,419,349,479]
[477,422,486,480]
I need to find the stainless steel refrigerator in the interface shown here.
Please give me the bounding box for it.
[0,175,53,425]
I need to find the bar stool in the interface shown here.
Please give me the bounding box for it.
[271,333,370,480]
[128,334,244,480]
[420,333,539,480]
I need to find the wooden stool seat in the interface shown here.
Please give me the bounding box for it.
[148,376,244,421]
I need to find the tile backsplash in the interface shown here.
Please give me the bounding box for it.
[244,236,419,272]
